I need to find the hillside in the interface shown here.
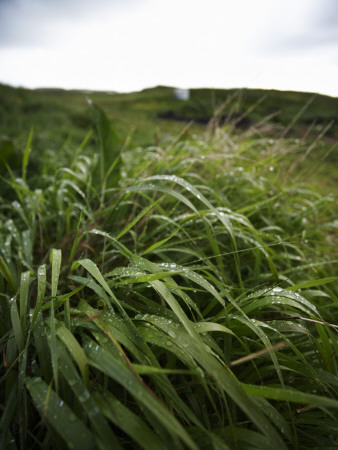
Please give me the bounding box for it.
[1,82,337,148]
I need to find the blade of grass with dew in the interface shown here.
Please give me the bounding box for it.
[241,383,338,409]
[26,377,96,450]
[287,276,338,291]
[53,320,89,384]
[242,287,320,317]
[149,320,287,448]
[79,304,210,430]
[19,271,30,335]
[84,338,199,450]
[55,340,123,450]
[141,175,244,288]
[31,311,52,381]
[49,249,62,391]
[77,300,149,365]
[9,296,24,353]
[93,391,165,450]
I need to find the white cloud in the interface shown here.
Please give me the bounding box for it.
[0,0,337,96]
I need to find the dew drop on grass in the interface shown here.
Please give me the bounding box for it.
[58,400,64,407]
[272,287,283,293]
[79,390,90,402]
[88,406,99,417]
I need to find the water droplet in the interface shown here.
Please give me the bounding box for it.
[272,287,283,293]
[88,406,99,416]
[79,390,90,402]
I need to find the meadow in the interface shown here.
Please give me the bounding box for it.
[0,83,337,449]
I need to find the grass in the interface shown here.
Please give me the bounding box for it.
[0,94,337,449]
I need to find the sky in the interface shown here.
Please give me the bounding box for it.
[0,0,337,96]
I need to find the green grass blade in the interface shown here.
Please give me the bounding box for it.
[90,101,121,188]
[22,127,33,183]
[116,195,164,241]
[32,312,52,380]
[76,258,114,297]
[54,320,89,384]
[0,255,17,293]
[93,391,165,450]
[49,299,58,391]
[19,271,30,334]
[50,249,62,297]
[26,377,96,450]
[9,296,24,352]
[241,383,338,409]
[84,339,198,450]
[288,276,338,291]
[56,342,123,450]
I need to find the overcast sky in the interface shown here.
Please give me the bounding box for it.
[0,0,337,96]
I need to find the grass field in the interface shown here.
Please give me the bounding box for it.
[0,83,337,449]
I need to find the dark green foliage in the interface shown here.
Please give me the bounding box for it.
[0,96,337,449]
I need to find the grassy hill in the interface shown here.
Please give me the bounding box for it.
[1,82,337,188]
[1,82,337,147]
[0,83,337,449]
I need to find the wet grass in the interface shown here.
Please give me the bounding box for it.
[0,101,337,449]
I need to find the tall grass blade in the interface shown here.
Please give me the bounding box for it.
[90,102,121,188]
[242,383,338,409]
[85,339,199,450]
[19,271,30,333]
[22,127,33,183]
[26,377,96,449]
[54,320,89,384]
